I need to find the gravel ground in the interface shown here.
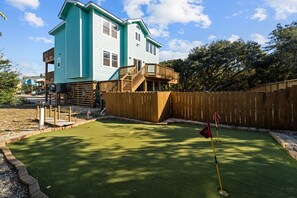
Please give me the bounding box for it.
[0,152,30,198]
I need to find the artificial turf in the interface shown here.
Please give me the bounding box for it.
[8,119,297,198]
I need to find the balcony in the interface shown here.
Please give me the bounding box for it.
[43,48,54,63]
[46,71,54,84]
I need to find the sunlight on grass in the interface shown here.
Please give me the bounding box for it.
[8,119,297,198]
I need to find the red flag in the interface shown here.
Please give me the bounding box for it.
[199,123,213,138]
[213,111,221,122]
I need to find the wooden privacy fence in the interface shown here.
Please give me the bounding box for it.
[104,92,171,123]
[171,87,297,131]
[104,86,297,131]
[247,79,297,93]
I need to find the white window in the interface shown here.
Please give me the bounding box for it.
[112,53,118,68]
[103,20,110,35]
[103,50,119,68]
[146,41,149,52]
[103,19,118,39]
[135,32,140,41]
[103,50,110,66]
[111,23,118,38]
[57,57,61,68]
[146,41,157,56]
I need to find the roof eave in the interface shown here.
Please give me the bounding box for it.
[58,0,85,20]
[86,2,123,24]
[147,37,162,48]
[49,21,66,35]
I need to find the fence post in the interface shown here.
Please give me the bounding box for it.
[54,108,57,127]
[36,105,39,120]
[58,106,61,120]
[49,105,52,117]
[68,107,72,122]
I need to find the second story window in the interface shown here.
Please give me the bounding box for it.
[146,41,157,55]
[111,23,118,38]
[146,41,149,52]
[135,32,140,41]
[103,20,110,35]
[103,19,118,39]
[103,50,110,66]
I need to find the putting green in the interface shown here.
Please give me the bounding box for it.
[8,119,297,198]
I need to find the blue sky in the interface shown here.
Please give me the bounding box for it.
[1,0,297,77]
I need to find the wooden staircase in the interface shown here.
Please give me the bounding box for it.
[100,64,179,92]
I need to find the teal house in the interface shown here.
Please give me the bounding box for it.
[43,0,179,106]
[49,0,162,83]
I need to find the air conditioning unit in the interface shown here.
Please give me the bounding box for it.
[56,83,67,93]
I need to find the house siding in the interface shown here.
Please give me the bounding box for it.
[81,9,90,78]
[65,6,81,79]
[54,27,65,84]
[127,23,159,66]
[51,2,161,84]
[92,10,121,81]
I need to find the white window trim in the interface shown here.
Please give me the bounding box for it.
[102,48,119,68]
[146,41,157,56]
[102,18,118,39]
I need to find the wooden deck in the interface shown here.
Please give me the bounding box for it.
[44,118,75,127]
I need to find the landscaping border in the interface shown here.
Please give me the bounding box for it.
[270,132,297,160]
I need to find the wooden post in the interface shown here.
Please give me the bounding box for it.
[36,105,40,120]
[144,80,147,92]
[158,81,161,91]
[49,105,52,117]
[54,108,57,127]
[44,106,47,123]
[120,80,123,92]
[45,63,48,102]
[68,107,72,122]
[152,81,155,91]
[58,106,61,120]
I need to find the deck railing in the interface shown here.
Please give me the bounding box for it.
[43,48,54,63]
[145,64,179,82]
[119,65,136,78]
[100,64,179,92]
[46,71,54,84]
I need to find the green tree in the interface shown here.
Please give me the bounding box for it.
[0,11,6,37]
[266,21,297,79]
[0,12,6,20]
[0,52,19,105]
[185,40,266,91]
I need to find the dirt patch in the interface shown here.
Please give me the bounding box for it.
[0,104,101,138]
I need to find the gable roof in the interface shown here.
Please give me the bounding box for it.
[123,19,151,36]
[51,0,162,47]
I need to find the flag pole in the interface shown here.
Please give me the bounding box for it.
[208,123,228,196]
[213,111,221,143]
[215,119,219,142]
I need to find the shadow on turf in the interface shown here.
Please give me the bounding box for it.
[9,119,297,198]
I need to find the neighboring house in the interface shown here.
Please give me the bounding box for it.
[43,0,179,106]
[22,76,45,93]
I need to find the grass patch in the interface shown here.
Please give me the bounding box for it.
[8,120,297,198]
